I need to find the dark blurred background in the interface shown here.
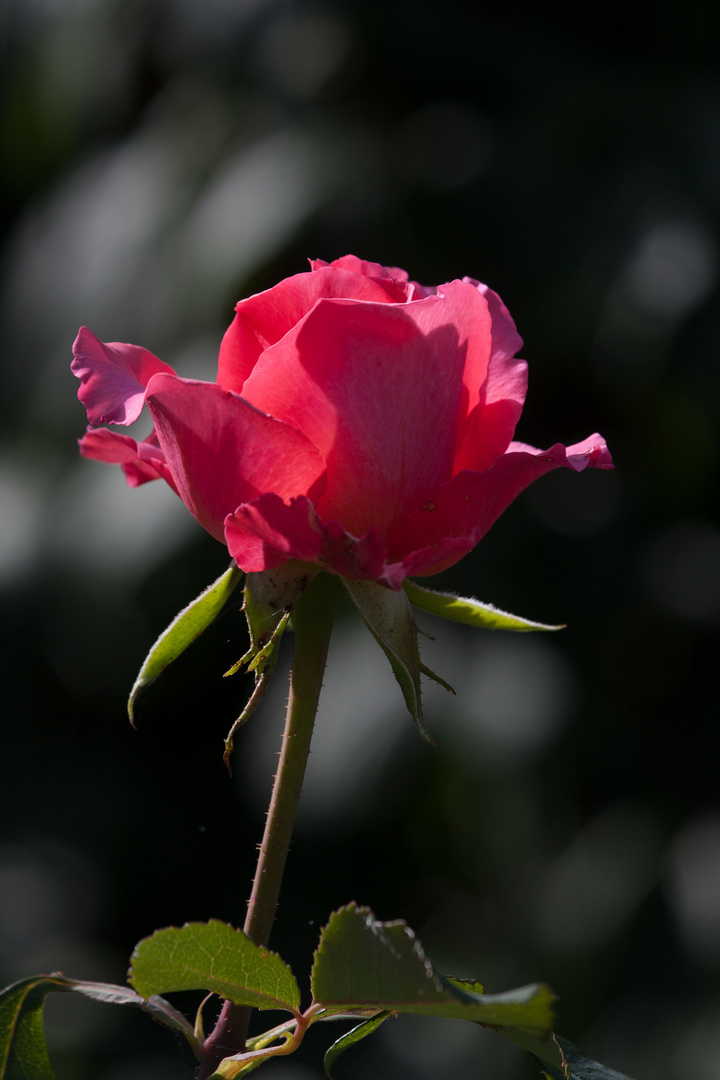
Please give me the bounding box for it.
[2,1,719,1078]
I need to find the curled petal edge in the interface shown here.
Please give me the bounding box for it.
[72,326,176,426]
[78,427,177,491]
[386,434,614,581]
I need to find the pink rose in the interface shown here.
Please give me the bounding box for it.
[72,255,612,589]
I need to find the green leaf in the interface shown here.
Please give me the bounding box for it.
[342,580,429,738]
[404,580,564,632]
[0,976,57,1080]
[557,1040,636,1080]
[311,904,554,1032]
[530,1034,636,1080]
[323,1012,390,1079]
[495,1026,566,1072]
[497,1029,636,1080]
[129,921,300,1014]
[444,976,485,995]
[560,1036,637,1080]
[69,981,198,1047]
[128,563,243,722]
[0,974,200,1079]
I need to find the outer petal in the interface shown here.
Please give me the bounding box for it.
[224,494,388,579]
[217,266,405,394]
[145,374,326,542]
[241,295,471,541]
[467,280,524,370]
[79,427,177,490]
[71,327,176,426]
[224,494,324,570]
[453,351,528,473]
[449,279,527,472]
[387,434,614,575]
[318,520,388,580]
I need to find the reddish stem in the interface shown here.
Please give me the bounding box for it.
[198,573,342,1077]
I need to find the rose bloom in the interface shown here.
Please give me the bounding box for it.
[72,255,611,589]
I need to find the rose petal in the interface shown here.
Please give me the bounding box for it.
[145,374,326,542]
[453,351,528,473]
[224,494,324,571]
[317,520,388,581]
[224,494,388,579]
[508,433,614,470]
[243,295,477,540]
[311,255,410,289]
[428,279,526,472]
[217,266,404,394]
[466,279,524,369]
[382,535,479,588]
[71,327,176,426]
[387,435,614,572]
[79,427,177,490]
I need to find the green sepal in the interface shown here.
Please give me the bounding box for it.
[0,973,200,1079]
[128,563,243,723]
[226,562,318,678]
[129,920,301,1014]
[242,563,320,665]
[311,903,555,1033]
[404,580,565,632]
[222,562,320,767]
[420,662,455,695]
[342,579,430,739]
[323,1012,390,1079]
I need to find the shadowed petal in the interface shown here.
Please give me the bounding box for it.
[242,295,469,540]
[453,352,528,473]
[72,327,176,426]
[146,375,326,542]
[451,279,527,472]
[317,520,388,580]
[468,280,524,369]
[387,434,614,575]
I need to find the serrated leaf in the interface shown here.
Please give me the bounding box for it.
[342,580,429,738]
[323,1012,390,1079]
[445,976,485,995]
[404,580,564,632]
[129,921,300,1014]
[0,974,200,1079]
[129,563,243,722]
[311,904,554,1032]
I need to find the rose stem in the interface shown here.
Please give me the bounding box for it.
[198,571,343,1077]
